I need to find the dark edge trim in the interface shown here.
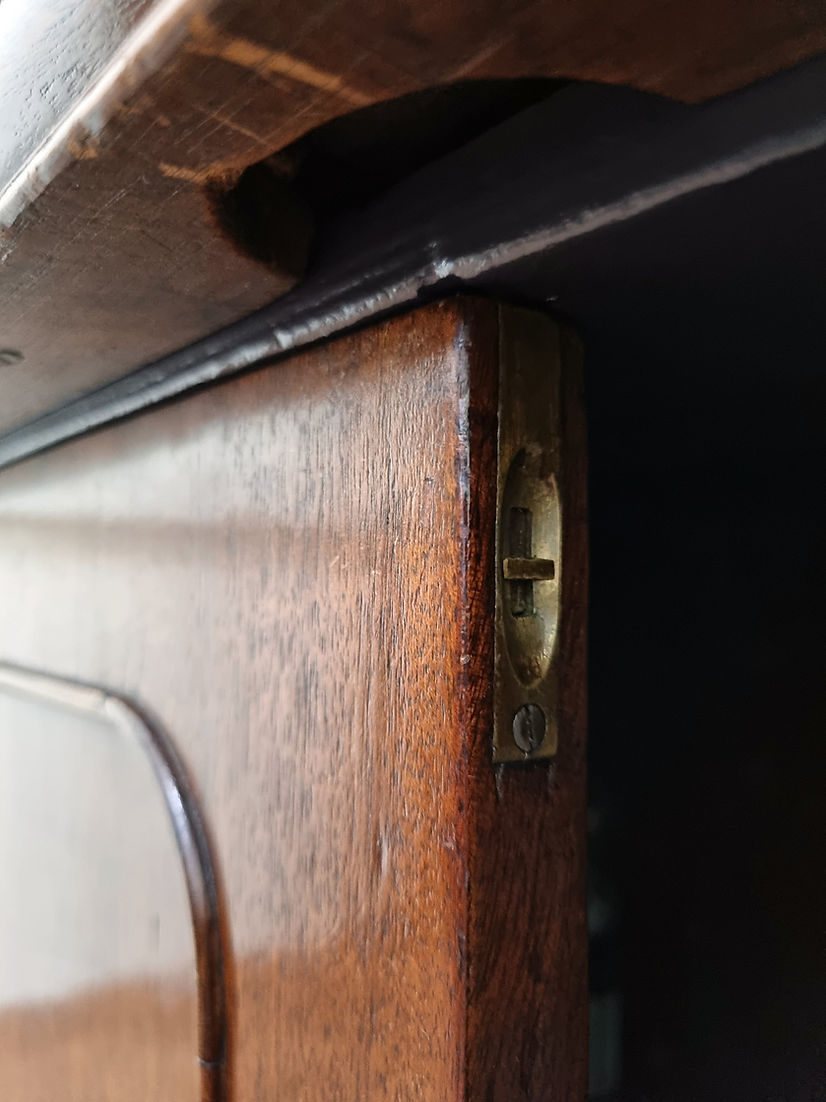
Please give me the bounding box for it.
[0,662,230,1102]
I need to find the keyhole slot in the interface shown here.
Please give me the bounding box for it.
[508,507,534,617]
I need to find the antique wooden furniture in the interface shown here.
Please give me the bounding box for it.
[0,302,587,1099]
[1,2,824,1099]
[1,0,825,434]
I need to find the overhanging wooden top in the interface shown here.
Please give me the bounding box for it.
[0,0,824,437]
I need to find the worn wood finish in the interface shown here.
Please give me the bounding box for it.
[0,0,823,436]
[0,299,587,1098]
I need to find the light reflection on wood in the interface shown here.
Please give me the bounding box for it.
[0,667,227,1101]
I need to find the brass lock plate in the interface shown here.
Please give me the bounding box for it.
[493,307,572,763]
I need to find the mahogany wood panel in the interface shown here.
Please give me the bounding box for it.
[0,298,587,1098]
[0,0,823,437]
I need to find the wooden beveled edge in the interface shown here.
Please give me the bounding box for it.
[0,0,209,231]
[0,661,229,1102]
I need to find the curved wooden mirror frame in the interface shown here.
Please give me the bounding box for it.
[0,661,229,1102]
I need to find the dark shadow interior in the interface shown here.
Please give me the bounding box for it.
[203,79,561,273]
[578,143,825,1101]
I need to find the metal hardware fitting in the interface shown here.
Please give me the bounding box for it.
[493,307,567,763]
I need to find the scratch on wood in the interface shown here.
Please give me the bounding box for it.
[194,106,274,148]
[158,161,216,184]
[446,39,506,81]
[66,138,99,161]
[186,14,371,106]
[117,93,172,127]
[0,0,206,230]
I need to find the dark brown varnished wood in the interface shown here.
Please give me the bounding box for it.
[0,0,823,435]
[0,298,586,1098]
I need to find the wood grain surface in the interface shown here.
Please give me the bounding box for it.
[0,0,823,436]
[0,298,587,1098]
